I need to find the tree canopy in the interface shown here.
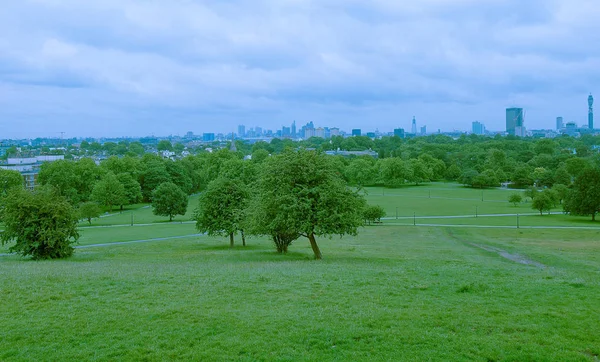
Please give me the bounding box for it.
[194,177,249,247]
[0,186,79,259]
[564,167,600,221]
[251,149,365,259]
[152,182,188,222]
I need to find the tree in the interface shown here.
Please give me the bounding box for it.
[346,158,378,187]
[194,177,249,247]
[117,173,143,206]
[459,169,479,187]
[408,159,433,185]
[363,205,386,225]
[252,150,366,259]
[523,186,538,201]
[91,172,126,212]
[152,182,188,222]
[37,160,79,203]
[0,169,23,200]
[379,157,413,187]
[79,201,101,225]
[140,161,171,201]
[532,191,553,215]
[157,140,173,152]
[564,167,600,221]
[0,169,23,219]
[552,184,569,205]
[508,193,522,207]
[0,187,79,259]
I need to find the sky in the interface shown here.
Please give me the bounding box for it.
[2,0,600,139]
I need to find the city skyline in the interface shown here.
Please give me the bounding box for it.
[2,1,600,138]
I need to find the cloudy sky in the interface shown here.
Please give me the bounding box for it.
[1,0,600,139]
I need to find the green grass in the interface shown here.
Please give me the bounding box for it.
[1,183,599,360]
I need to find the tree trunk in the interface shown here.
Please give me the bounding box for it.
[241,230,246,247]
[169,214,173,222]
[229,232,234,248]
[307,233,322,260]
[593,213,596,222]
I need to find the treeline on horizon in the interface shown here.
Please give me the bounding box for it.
[4,133,600,205]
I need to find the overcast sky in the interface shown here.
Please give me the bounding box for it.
[1,0,600,139]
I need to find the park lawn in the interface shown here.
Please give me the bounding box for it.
[0,226,599,361]
[364,184,535,219]
[78,194,200,227]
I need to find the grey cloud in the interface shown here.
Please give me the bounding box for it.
[0,0,599,137]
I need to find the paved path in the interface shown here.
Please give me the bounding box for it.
[383,212,563,220]
[385,222,600,230]
[0,233,204,257]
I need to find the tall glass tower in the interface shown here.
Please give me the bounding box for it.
[588,94,594,130]
[506,108,524,136]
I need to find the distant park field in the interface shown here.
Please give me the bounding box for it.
[1,183,599,361]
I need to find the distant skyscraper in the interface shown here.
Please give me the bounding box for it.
[291,121,296,138]
[411,117,417,134]
[506,108,524,136]
[238,125,245,138]
[255,127,263,136]
[556,117,563,130]
[394,128,405,138]
[420,126,426,135]
[472,121,485,135]
[588,94,594,130]
[315,127,325,138]
[202,133,215,142]
[352,129,361,136]
[229,133,237,152]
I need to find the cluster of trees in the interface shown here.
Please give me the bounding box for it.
[195,149,367,259]
[297,134,600,190]
[5,133,600,260]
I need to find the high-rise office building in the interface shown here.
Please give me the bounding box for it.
[291,121,296,138]
[420,126,426,135]
[556,117,564,130]
[238,125,245,138]
[506,108,524,136]
[588,94,594,130]
[394,128,405,138]
[472,121,485,135]
[411,117,417,134]
[352,129,361,136]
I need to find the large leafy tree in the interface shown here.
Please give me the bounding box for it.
[253,149,366,259]
[91,172,127,212]
[0,186,79,259]
[0,169,23,199]
[140,160,171,201]
[37,160,79,203]
[564,167,600,221]
[346,158,377,187]
[152,182,188,222]
[194,177,249,247]
[79,201,102,225]
[378,157,413,187]
[117,173,142,205]
[0,169,23,219]
[532,191,554,216]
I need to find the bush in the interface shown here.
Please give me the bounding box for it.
[364,205,386,225]
[508,193,522,207]
[0,187,79,259]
